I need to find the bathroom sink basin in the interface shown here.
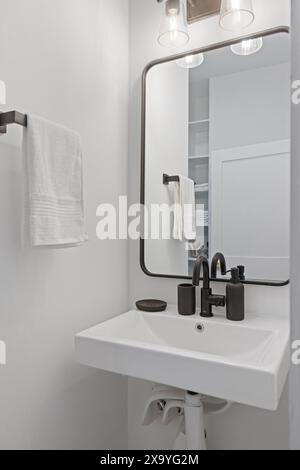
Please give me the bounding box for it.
[75,308,289,410]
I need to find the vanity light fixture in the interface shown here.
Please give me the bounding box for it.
[157,0,190,49]
[230,37,263,55]
[176,53,204,68]
[219,0,255,31]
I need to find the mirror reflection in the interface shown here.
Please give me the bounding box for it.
[143,32,290,283]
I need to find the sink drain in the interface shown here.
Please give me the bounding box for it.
[196,323,205,332]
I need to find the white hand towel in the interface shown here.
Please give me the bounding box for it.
[173,175,196,241]
[23,115,88,247]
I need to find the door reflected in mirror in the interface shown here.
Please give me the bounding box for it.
[142,31,290,284]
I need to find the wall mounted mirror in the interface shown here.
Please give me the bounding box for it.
[141,28,290,286]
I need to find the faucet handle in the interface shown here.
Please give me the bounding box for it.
[208,294,226,308]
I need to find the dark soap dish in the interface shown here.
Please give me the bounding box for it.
[136,300,167,313]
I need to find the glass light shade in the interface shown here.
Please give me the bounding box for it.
[176,53,204,69]
[231,37,263,55]
[158,0,190,49]
[220,0,255,31]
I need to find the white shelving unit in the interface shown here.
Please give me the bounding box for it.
[188,88,210,274]
[188,154,209,161]
[195,187,209,194]
[189,119,210,126]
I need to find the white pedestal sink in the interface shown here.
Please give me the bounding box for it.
[75,307,290,411]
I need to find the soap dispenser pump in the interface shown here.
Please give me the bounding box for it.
[226,268,245,322]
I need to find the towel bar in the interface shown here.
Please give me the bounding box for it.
[163,173,196,186]
[0,111,28,135]
[163,173,180,185]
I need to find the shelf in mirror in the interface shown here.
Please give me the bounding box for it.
[189,119,209,126]
[195,185,209,193]
[188,154,209,160]
[189,143,209,157]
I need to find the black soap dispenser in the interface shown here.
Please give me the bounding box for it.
[226,268,245,322]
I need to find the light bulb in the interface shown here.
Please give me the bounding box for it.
[220,0,255,31]
[176,53,204,69]
[158,0,190,49]
[231,37,263,55]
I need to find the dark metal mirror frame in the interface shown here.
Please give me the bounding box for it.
[140,26,290,287]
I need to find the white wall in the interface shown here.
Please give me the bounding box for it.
[145,62,189,275]
[0,0,129,449]
[290,0,300,451]
[210,64,290,151]
[209,65,290,280]
[128,0,290,450]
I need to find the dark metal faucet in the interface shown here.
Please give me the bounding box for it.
[211,252,227,279]
[192,256,226,318]
[211,252,246,281]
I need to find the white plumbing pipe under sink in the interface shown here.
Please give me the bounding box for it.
[184,392,207,451]
[142,385,234,450]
